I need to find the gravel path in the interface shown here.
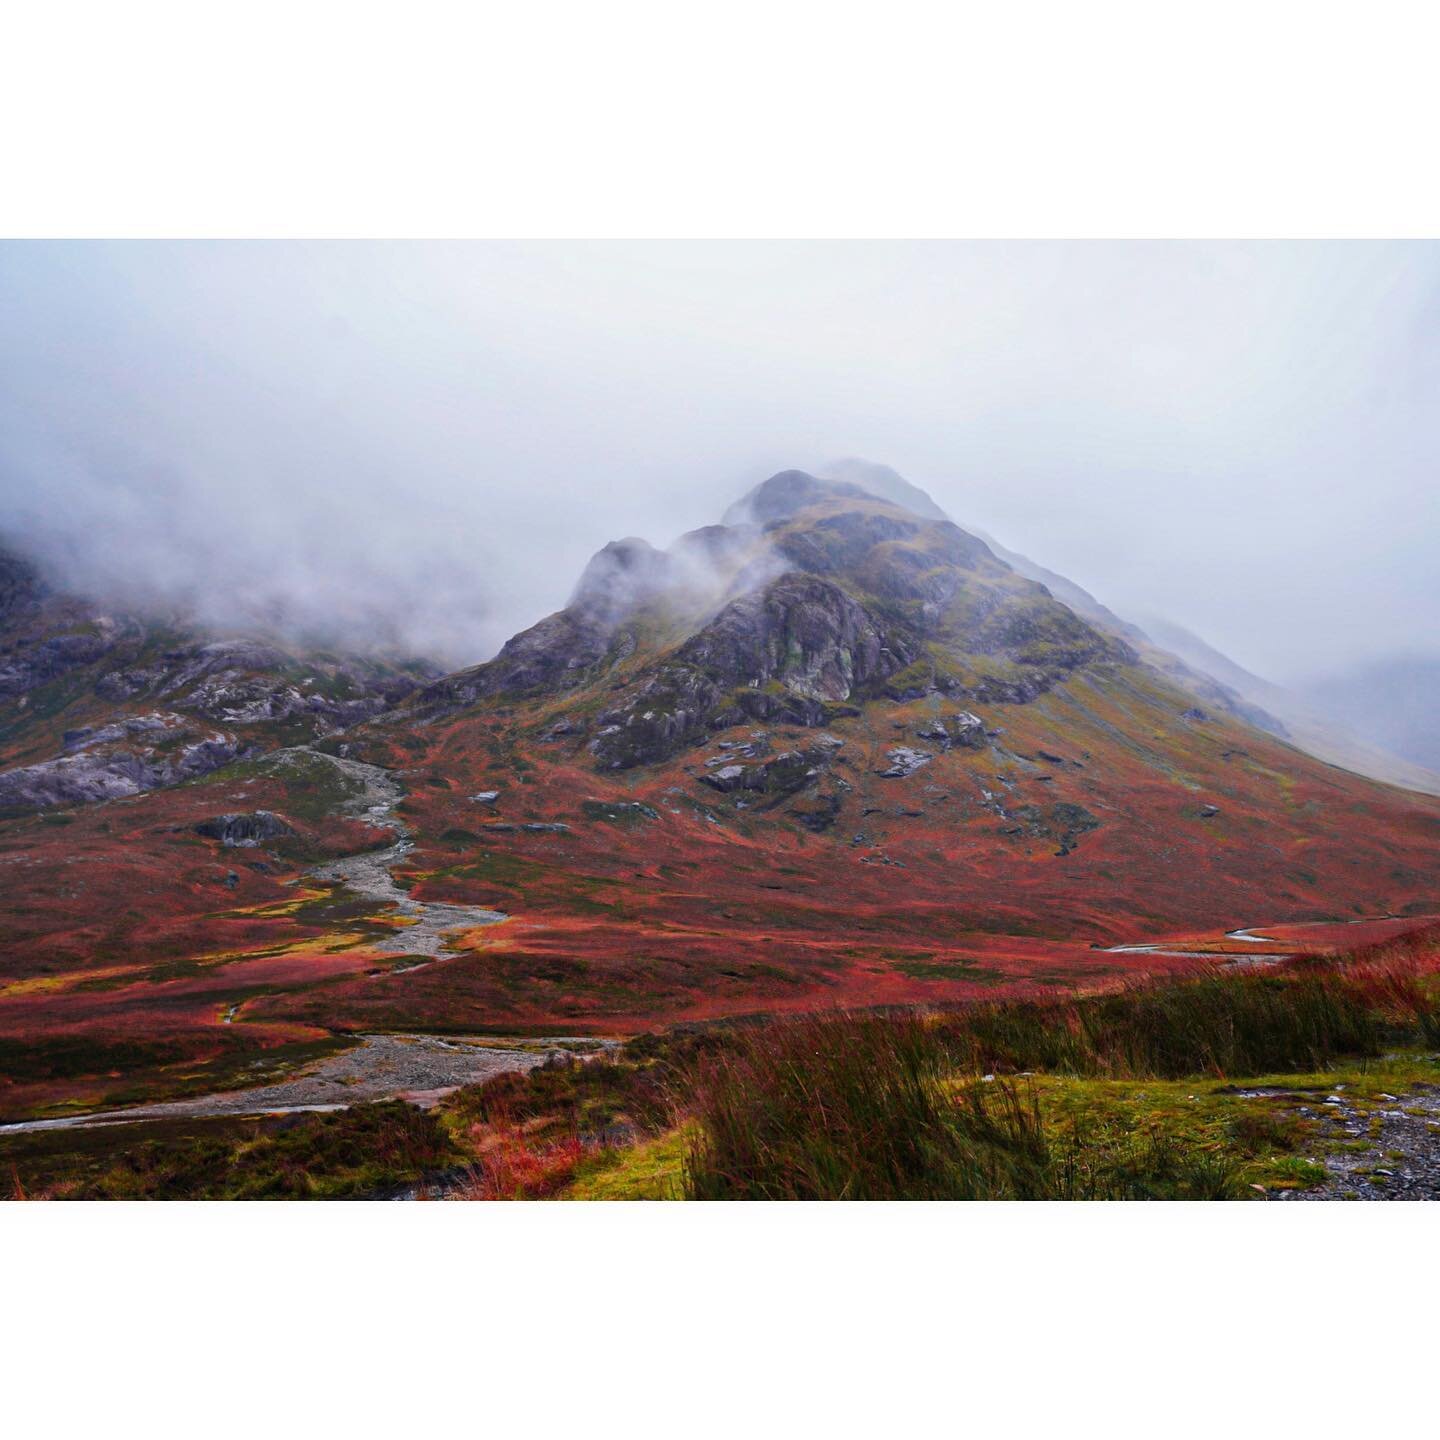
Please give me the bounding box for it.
[0,1033,616,1136]
[1270,1083,1440,1201]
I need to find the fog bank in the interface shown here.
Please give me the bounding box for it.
[2,241,1436,679]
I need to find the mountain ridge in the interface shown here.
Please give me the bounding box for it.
[0,540,439,810]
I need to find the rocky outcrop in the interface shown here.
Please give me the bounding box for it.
[875,747,933,778]
[584,573,912,770]
[1007,801,1102,855]
[0,541,437,815]
[0,730,250,810]
[1,539,431,699]
[418,609,614,710]
[62,713,178,752]
[588,663,722,770]
[915,711,987,750]
[680,573,913,703]
[701,750,814,796]
[700,737,845,798]
[195,810,295,847]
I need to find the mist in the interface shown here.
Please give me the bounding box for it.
[2,240,1437,682]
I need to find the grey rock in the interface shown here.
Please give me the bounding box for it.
[876,747,933,778]
[701,764,753,793]
[195,810,295,848]
[699,743,833,798]
[916,711,987,751]
[681,572,914,705]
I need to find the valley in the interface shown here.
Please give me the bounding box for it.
[3,467,1439,1198]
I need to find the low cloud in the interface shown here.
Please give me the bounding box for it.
[2,240,1437,681]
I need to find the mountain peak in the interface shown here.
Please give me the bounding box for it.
[568,536,673,617]
[721,470,870,527]
[720,460,952,528]
[817,458,949,521]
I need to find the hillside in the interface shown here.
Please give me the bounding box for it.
[0,546,438,810]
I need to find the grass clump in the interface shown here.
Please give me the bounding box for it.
[681,1013,1248,1200]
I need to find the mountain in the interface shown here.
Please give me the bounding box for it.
[417,468,1131,770]
[1296,656,1440,775]
[0,543,438,810]
[818,458,1440,794]
[1144,618,1440,797]
[3,471,1439,1121]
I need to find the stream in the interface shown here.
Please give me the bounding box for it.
[0,749,531,1139]
[0,1034,616,1137]
[5,747,1344,1136]
[298,747,508,967]
[1105,932,1293,967]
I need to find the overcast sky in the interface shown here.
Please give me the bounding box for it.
[1,240,1435,683]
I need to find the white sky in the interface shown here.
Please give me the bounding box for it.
[1,240,1436,682]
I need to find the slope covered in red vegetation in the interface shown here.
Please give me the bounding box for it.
[2,472,1438,1119]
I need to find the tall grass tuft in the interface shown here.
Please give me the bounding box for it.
[684,1013,1059,1199]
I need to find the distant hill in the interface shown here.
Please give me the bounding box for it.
[1296,654,1440,778]
[0,541,438,810]
[1144,617,1440,798]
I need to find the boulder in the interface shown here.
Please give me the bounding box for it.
[876,747,933,778]
[699,744,830,797]
[916,712,986,751]
[195,810,295,848]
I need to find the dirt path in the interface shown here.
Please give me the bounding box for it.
[0,1033,616,1137]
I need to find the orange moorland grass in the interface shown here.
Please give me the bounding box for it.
[450,1131,589,1200]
